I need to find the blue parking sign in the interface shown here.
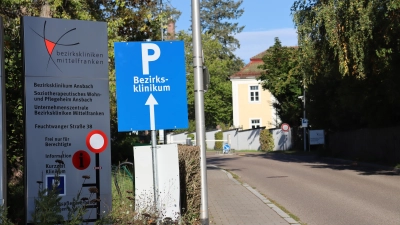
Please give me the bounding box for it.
[46,175,66,196]
[114,41,189,131]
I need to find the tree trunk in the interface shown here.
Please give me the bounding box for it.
[40,3,51,18]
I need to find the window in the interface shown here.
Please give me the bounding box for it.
[251,119,261,129]
[249,85,259,102]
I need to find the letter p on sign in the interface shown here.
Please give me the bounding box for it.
[141,43,160,75]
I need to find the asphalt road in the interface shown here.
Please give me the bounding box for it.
[206,152,400,225]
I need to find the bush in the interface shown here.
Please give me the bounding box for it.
[30,162,105,225]
[214,131,223,150]
[109,145,201,224]
[178,145,201,224]
[0,205,15,225]
[187,133,195,140]
[259,129,274,151]
[24,146,201,225]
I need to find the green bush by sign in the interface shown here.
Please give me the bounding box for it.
[259,129,274,151]
[214,131,223,150]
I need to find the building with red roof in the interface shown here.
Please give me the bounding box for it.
[230,50,280,130]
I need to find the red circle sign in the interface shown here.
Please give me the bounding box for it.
[72,150,91,170]
[86,130,108,153]
[281,123,290,132]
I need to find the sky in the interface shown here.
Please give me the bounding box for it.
[167,0,298,63]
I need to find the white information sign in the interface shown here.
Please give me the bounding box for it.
[309,130,325,145]
[22,17,111,223]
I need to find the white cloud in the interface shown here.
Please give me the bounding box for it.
[234,28,298,63]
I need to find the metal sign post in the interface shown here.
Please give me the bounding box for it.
[147,94,159,210]
[114,41,188,217]
[191,0,209,224]
[0,16,6,207]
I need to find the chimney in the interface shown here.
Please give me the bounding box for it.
[166,20,175,40]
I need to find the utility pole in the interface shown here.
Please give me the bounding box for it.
[303,82,306,152]
[191,0,209,224]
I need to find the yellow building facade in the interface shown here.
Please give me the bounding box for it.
[230,51,279,130]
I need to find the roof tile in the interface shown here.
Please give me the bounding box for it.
[230,50,267,79]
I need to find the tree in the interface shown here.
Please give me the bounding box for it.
[292,0,400,130]
[258,38,302,128]
[170,0,246,131]
[177,31,243,129]
[200,0,245,51]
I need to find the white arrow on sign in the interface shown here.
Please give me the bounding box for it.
[145,94,158,130]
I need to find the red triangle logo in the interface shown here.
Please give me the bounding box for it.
[45,39,56,55]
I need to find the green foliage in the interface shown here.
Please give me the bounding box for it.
[292,0,400,78]
[3,147,201,224]
[169,0,245,133]
[200,0,245,51]
[31,185,63,224]
[31,163,110,224]
[178,31,243,129]
[259,129,274,151]
[2,8,25,220]
[187,133,195,140]
[258,38,302,127]
[218,123,233,131]
[104,0,178,163]
[107,146,201,224]
[178,145,201,223]
[110,130,138,164]
[291,0,400,130]
[173,120,196,134]
[0,205,15,225]
[107,166,137,224]
[214,131,223,149]
[31,166,64,224]
[7,178,24,222]
[187,120,197,133]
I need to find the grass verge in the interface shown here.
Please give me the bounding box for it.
[267,196,306,225]
[225,169,243,184]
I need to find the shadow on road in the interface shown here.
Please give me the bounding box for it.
[206,152,399,176]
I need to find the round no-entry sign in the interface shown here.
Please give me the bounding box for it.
[281,123,290,132]
[72,150,91,170]
[86,130,108,154]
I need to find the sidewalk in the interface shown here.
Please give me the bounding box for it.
[207,164,300,225]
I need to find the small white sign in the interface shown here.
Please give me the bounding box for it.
[309,130,325,145]
[302,119,308,127]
